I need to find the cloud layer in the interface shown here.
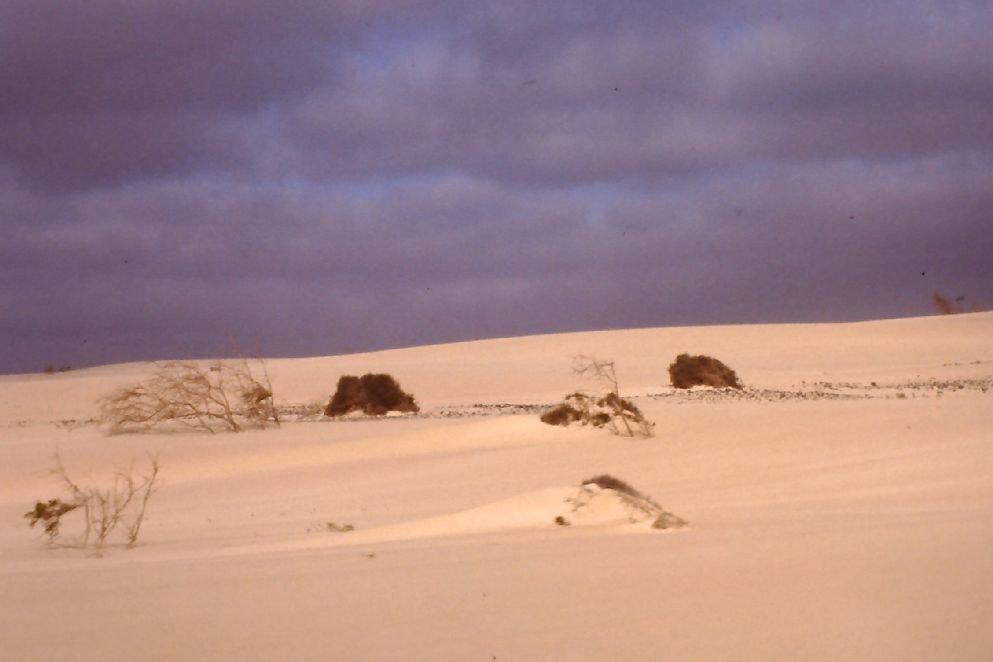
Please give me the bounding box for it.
[2,1,991,373]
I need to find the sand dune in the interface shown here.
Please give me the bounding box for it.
[1,313,992,660]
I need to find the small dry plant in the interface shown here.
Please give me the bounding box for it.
[566,474,686,529]
[540,355,655,438]
[99,359,279,434]
[25,452,161,552]
[932,292,984,315]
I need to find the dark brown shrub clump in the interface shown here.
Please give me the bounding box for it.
[540,402,583,426]
[668,353,742,389]
[932,292,984,314]
[539,392,654,437]
[581,474,643,498]
[324,373,420,417]
[575,474,687,529]
[24,499,80,540]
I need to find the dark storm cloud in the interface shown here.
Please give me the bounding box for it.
[713,5,993,161]
[0,0,429,189]
[285,13,715,184]
[1,0,992,373]
[285,1,993,186]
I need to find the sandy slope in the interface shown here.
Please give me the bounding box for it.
[1,314,991,661]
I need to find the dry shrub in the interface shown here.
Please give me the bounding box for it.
[25,452,161,552]
[932,292,985,314]
[24,499,79,540]
[540,401,584,426]
[581,474,643,498]
[99,359,278,434]
[573,474,687,530]
[540,356,654,437]
[668,353,742,389]
[933,292,957,315]
[541,392,653,436]
[324,373,419,417]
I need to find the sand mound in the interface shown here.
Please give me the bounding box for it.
[5,314,993,661]
[570,475,687,529]
[315,479,685,547]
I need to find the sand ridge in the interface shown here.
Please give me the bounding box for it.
[1,312,992,661]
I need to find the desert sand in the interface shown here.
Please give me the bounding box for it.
[1,313,992,661]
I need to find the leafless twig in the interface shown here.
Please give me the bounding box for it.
[26,452,162,553]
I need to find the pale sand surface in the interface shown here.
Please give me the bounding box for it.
[1,313,991,660]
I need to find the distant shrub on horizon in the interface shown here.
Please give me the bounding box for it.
[933,292,985,315]
[668,353,742,390]
[324,373,420,417]
[933,292,958,314]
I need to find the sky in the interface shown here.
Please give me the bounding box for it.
[2,0,992,374]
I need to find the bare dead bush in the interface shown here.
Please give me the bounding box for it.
[25,452,161,552]
[668,353,742,389]
[324,373,419,417]
[571,474,686,530]
[540,356,654,438]
[99,359,278,434]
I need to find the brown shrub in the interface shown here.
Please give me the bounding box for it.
[573,474,688,529]
[933,292,986,314]
[668,353,742,389]
[933,292,957,315]
[540,391,654,437]
[324,373,420,417]
[581,474,643,498]
[540,403,583,426]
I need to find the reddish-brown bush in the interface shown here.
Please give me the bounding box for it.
[540,402,583,427]
[668,353,742,389]
[324,373,419,417]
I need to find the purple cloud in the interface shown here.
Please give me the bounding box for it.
[1,0,991,373]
